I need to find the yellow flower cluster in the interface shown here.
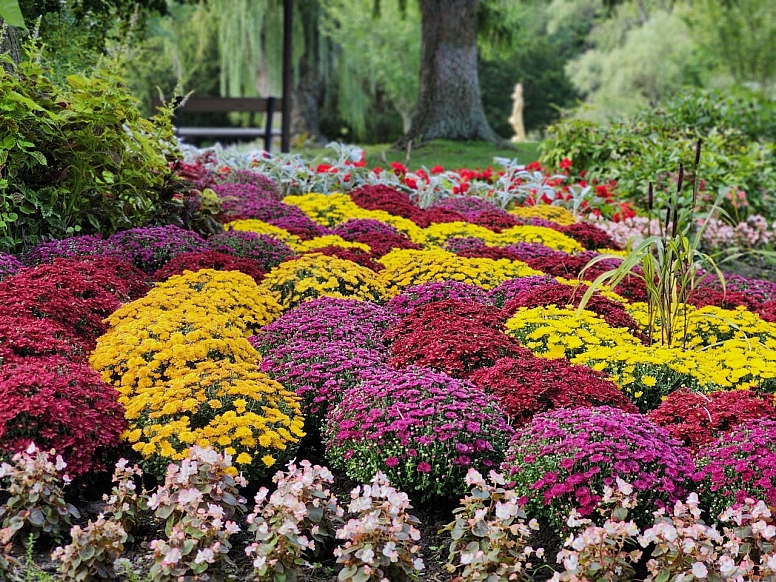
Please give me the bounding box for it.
[494,225,584,253]
[91,304,304,479]
[422,221,501,247]
[284,193,428,244]
[294,235,371,253]
[704,338,776,394]
[509,205,576,225]
[107,269,282,337]
[378,249,542,296]
[505,305,641,360]
[226,219,303,247]
[624,303,776,348]
[259,253,388,310]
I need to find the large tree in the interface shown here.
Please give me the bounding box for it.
[400,0,501,145]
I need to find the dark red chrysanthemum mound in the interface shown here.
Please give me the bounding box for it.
[384,299,509,343]
[455,245,524,262]
[0,314,84,363]
[349,184,422,221]
[503,281,645,341]
[352,232,423,258]
[760,300,776,323]
[0,356,127,475]
[466,210,521,233]
[559,222,622,251]
[413,207,467,227]
[648,388,776,452]
[686,287,761,312]
[469,355,638,426]
[152,251,267,283]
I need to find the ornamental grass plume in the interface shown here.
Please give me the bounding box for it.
[151,251,267,283]
[503,406,696,532]
[260,339,388,429]
[207,230,296,270]
[325,367,513,500]
[385,280,491,317]
[108,225,207,273]
[259,253,388,310]
[250,297,398,354]
[0,356,126,475]
[648,388,776,452]
[694,418,776,517]
[468,355,637,426]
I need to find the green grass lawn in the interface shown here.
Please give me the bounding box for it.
[291,139,542,171]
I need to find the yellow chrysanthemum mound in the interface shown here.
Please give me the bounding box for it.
[284,192,428,244]
[625,302,776,348]
[509,205,577,225]
[259,253,388,310]
[226,219,303,247]
[421,221,501,248]
[107,269,282,336]
[91,306,304,479]
[505,305,641,360]
[293,235,371,253]
[378,248,542,296]
[494,225,584,253]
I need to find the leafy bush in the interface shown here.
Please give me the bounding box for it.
[325,367,513,500]
[52,515,128,582]
[503,406,696,532]
[0,48,181,253]
[0,356,126,475]
[468,355,637,426]
[648,388,776,452]
[694,418,776,517]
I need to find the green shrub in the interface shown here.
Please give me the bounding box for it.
[541,89,776,220]
[0,44,181,253]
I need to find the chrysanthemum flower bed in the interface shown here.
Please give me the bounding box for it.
[4,155,776,581]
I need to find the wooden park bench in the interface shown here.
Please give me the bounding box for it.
[152,96,284,152]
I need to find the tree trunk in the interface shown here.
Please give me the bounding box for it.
[290,57,328,146]
[1,24,23,70]
[399,0,501,146]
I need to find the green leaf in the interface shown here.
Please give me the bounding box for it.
[0,0,26,29]
[28,508,44,526]
[78,545,95,561]
[654,570,670,582]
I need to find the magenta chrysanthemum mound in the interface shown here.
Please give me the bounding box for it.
[694,418,776,517]
[503,406,695,531]
[250,296,398,355]
[385,280,490,317]
[324,366,513,500]
[260,339,387,428]
[207,230,296,271]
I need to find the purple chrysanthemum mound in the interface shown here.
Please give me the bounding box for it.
[324,366,514,500]
[108,225,207,274]
[694,418,776,517]
[21,235,131,266]
[250,297,398,354]
[332,218,401,239]
[214,169,281,198]
[504,242,560,261]
[207,230,296,271]
[213,182,283,221]
[267,214,330,240]
[260,339,388,428]
[445,237,489,254]
[385,280,491,317]
[503,406,696,530]
[0,253,22,282]
[488,275,557,308]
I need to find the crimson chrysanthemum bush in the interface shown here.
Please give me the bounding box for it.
[388,321,533,378]
[694,418,776,517]
[503,280,644,340]
[0,356,126,475]
[324,366,514,500]
[648,388,776,452]
[385,281,490,317]
[488,275,557,308]
[0,314,84,362]
[559,222,621,250]
[428,197,500,216]
[385,299,507,342]
[468,355,638,426]
[760,300,776,323]
[305,245,384,271]
[686,287,760,311]
[151,251,266,283]
[0,258,142,349]
[503,406,696,531]
[513,250,620,281]
[332,218,401,239]
[454,245,524,262]
[466,210,521,233]
[349,184,422,221]
[417,207,467,227]
[347,231,422,258]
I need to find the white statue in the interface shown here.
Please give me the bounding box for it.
[509,83,526,143]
